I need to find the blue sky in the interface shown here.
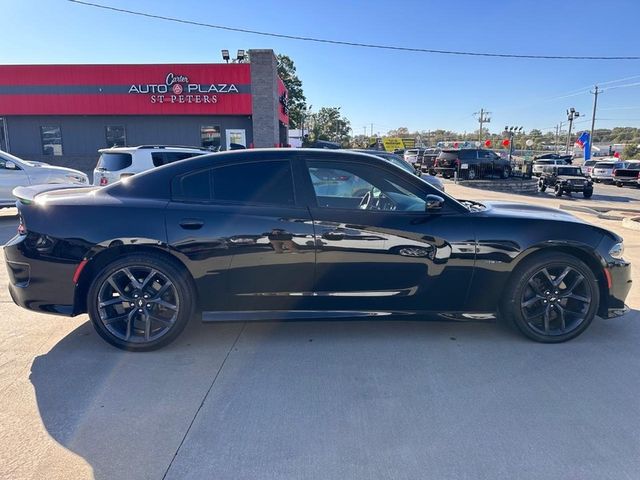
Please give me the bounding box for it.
[3,0,640,136]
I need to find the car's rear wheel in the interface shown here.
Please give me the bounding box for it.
[87,254,194,351]
[502,252,599,343]
[467,167,477,180]
[616,182,623,188]
[501,167,511,179]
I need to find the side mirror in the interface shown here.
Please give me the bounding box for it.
[425,194,445,212]
[5,161,17,170]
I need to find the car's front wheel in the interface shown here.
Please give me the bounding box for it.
[554,184,563,196]
[537,182,547,192]
[87,254,194,351]
[502,252,599,343]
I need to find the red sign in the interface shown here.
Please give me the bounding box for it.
[0,64,253,115]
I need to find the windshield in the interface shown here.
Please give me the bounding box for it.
[557,167,582,175]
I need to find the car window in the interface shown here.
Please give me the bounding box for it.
[97,152,132,171]
[306,160,428,212]
[461,150,478,160]
[152,151,200,167]
[213,161,294,205]
[172,160,295,206]
[0,157,21,170]
[584,161,597,167]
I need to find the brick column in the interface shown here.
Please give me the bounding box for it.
[249,49,280,148]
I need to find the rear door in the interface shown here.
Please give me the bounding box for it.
[296,154,476,313]
[165,156,316,312]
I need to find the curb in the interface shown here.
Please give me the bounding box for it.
[622,216,640,231]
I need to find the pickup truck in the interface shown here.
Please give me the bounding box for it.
[613,161,640,187]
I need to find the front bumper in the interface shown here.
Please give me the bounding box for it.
[4,234,78,316]
[601,260,633,318]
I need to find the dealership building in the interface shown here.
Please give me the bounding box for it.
[0,49,289,171]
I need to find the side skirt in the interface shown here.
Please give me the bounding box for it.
[201,310,497,322]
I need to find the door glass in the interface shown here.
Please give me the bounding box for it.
[212,160,294,205]
[0,118,7,152]
[307,161,427,212]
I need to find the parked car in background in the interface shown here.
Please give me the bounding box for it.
[93,145,207,186]
[0,149,88,207]
[613,161,640,187]
[582,159,598,178]
[538,165,593,198]
[403,148,426,165]
[534,153,573,164]
[416,148,440,174]
[6,149,630,350]
[350,149,444,191]
[591,160,627,183]
[532,158,568,177]
[434,149,511,180]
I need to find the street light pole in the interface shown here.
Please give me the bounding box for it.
[565,108,579,154]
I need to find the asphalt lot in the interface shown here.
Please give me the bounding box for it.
[0,185,638,480]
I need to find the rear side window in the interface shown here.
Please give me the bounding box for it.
[152,151,200,167]
[172,160,295,206]
[460,150,478,160]
[97,153,132,171]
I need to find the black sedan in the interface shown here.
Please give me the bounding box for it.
[4,149,631,350]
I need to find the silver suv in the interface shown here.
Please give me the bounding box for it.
[93,145,208,186]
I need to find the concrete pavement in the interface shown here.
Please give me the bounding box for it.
[0,185,638,480]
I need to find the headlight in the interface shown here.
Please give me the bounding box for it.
[609,242,624,259]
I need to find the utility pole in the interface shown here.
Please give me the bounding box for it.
[370,123,374,137]
[589,85,600,158]
[474,109,491,142]
[565,108,580,154]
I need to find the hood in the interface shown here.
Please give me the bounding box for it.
[481,201,584,223]
[37,164,87,176]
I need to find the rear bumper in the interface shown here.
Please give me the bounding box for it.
[614,178,640,185]
[4,234,77,316]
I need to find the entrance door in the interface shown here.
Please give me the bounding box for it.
[226,129,246,150]
[0,118,8,152]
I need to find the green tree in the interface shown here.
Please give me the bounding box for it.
[622,143,640,159]
[308,107,352,146]
[276,54,306,129]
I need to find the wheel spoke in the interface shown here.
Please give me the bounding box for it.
[553,267,571,288]
[122,268,142,289]
[522,295,544,308]
[565,293,590,303]
[528,278,546,296]
[140,269,158,290]
[143,313,151,341]
[152,281,173,300]
[102,313,129,325]
[99,297,127,308]
[543,307,551,334]
[541,268,556,290]
[107,278,126,298]
[124,309,136,341]
[556,305,566,331]
[563,275,584,295]
[153,299,178,311]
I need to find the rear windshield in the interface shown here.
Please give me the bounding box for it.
[97,152,132,171]
[594,162,614,168]
[437,151,458,160]
[584,160,597,166]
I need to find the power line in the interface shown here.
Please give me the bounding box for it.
[67,0,640,61]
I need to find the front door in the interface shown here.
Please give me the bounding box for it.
[298,156,476,313]
[166,157,316,312]
[226,129,246,150]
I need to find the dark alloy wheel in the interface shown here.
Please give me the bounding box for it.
[88,254,194,351]
[502,252,599,342]
[583,188,593,199]
[501,167,511,179]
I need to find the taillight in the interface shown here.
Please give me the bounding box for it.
[100,177,108,186]
[612,169,617,175]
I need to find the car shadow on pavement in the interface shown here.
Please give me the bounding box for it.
[28,312,639,480]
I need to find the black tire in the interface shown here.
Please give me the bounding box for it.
[87,254,194,351]
[501,252,599,343]
[616,182,623,188]
[583,188,593,199]
[554,184,563,197]
[537,182,547,193]
[501,167,511,179]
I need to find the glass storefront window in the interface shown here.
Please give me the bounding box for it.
[40,126,63,156]
[201,126,221,150]
[106,125,126,147]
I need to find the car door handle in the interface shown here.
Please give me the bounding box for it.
[179,218,205,230]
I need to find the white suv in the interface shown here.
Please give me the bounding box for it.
[93,145,208,186]
[532,159,568,177]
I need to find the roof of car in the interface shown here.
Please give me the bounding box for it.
[98,145,210,153]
